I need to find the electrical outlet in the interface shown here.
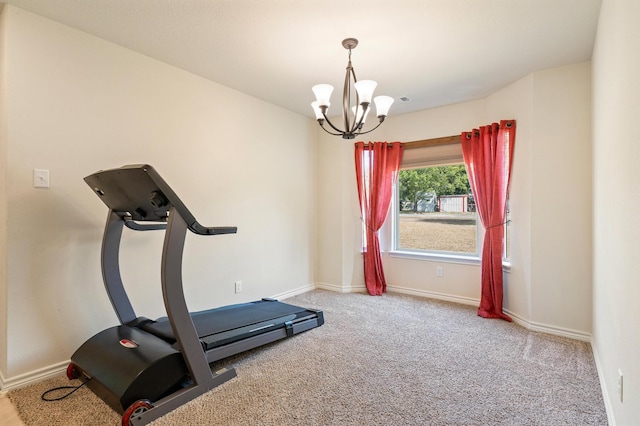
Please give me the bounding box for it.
[618,369,624,403]
[235,281,242,293]
[436,267,444,277]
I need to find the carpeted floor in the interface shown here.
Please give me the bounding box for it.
[8,290,608,425]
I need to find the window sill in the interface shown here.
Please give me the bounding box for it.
[388,250,481,266]
[388,250,512,272]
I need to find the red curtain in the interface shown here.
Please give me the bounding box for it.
[461,120,516,321]
[354,142,404,296]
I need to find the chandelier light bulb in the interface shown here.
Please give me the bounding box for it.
[352,105,371,125]
[354,80,377,104]
[374,95,394,118]
[312,84,334,108]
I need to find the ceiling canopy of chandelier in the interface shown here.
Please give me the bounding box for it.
[311,38,394,140]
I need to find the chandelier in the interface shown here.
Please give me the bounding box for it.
[311,38,394,139]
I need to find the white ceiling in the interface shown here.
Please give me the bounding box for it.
[4,0,602,118]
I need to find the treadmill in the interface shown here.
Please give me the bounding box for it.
[67,164,324,426]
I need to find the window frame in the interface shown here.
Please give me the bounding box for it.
[502,195,511,269]
[390,163,482,265]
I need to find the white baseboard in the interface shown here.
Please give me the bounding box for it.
[314,282,367,293]
[271,283,317,300]
[504,309,592,342]
[387,284,480,306]
[591,342,616,426]
[0,360,68,392]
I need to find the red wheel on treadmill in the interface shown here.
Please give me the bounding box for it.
[66,363,79,380]
[122,400,152,426]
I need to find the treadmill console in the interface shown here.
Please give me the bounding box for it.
[84,164,236,235]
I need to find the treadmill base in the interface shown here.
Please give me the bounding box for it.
[70,325,189,414]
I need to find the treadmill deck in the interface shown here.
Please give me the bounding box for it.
[138,299,319,350]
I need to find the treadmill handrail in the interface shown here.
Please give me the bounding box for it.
[189,223,237,235]
[124,216,167,231]
[123,215,237,235]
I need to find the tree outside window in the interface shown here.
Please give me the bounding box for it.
[396,164,477,255]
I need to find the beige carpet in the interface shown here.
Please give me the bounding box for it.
[9,290,608,425]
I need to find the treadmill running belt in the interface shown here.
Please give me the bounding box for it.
[140,300,308,345]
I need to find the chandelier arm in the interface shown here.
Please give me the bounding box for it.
[352,117,386,137]
[321,112,349,135]
[318,125,345,137]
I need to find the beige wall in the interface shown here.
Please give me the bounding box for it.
[592,0,640,424]
[0,6,317,381]
[316,62,594,339]
[529,63,593,332]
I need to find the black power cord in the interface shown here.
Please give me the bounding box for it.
[41,378,91,402]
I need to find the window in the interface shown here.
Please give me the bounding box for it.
[395,164,478,256]
[390,136,478,258]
